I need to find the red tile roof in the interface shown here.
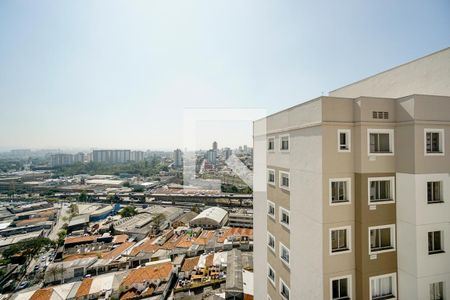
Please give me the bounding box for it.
[205,254,214,267]
[217,227,253,243]
[113,234,129,244]
[15,217,48,226]
[121,262,172,288]
[193,230,215,245]
[181,256,200,272]
[129,239,159,256]
[102,242,134,260]
[30,288,53,300]
[75,278,93,298]
[64,235,99,245]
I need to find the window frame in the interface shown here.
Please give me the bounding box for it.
[330,274,352,300]
[279,242,290,268]
[330,226,352,255]
[279,206,290,230]
[368,176,396,205]
[267,136,275,152]
[267,263,276,286]
[337,129,351,153]
[267,168,276,186]
[369,272,397,300]
[429,281,444,300]
[428,230,445,255]
[424,128,445,156]
[367,128,395,156]
[427,181,444,204]
[267,231,276,253]
[267,200,276,220]
[329,178,352,206]
[279,134,290,152]
[368,224,396,255]
[279,171,290,191]
[279,277,290,300]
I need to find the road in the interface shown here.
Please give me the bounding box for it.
[48,202,70,241]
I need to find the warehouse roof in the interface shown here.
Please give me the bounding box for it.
[190,207,228,226]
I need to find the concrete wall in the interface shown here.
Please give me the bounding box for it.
[397,172,450,300]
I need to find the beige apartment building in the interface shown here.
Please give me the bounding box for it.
[253,48,450,300]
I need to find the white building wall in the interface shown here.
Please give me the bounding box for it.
[397,172,450,300]
[290,126,323,299]
[253,119,268,300]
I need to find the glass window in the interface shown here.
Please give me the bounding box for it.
[280,136,289,151]
[268,201,275,218]
[331,229,349,253]
[331,181,349,203]
[268,170,275,184]
[428,231,444,254]
[280,207,290,227]
[267,233,275,251]
[370,227,394,252]
[427,181,443,203]
[280,280,290,300]
[430,281,444,300]
[370,179,393,203]
[268,265,275,284]
[332,277,350,300]
[370,133,391,153]
[267,137,275,151]
[280,244,290,265]
[426,131,442,153]
[371,274,395,300]
[338,130,351,152]
[280,172,289,189]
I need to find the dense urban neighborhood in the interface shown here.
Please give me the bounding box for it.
[0,144,254,300]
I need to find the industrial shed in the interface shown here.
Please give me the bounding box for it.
[189,207,228,229]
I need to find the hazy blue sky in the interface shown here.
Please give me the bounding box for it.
[0,0,449,150]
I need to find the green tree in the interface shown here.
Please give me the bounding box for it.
[152,213,166,230]
[119,206,137,218]
[78,191,88,202]
[122,181,131,188]
[57,229,67,245]
[191,204,201,214]
[2,238,54,260]
[132,185,144,193]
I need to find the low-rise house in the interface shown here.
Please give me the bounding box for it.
[67,215,90,233]
[45,257,98,284]
[64,235,99,248]
[172,211,198,228]
[119,261,174,300]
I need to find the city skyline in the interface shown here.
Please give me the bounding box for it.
[1,1,449,149]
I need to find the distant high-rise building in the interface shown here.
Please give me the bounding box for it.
[223,147,232,160]
[173,149,183,167]
[131,151,145,162]
[50,154,74,167]
[92,150,131,163]
[206,149,217,165]
[73,152,85,163]
[213,141,218,151]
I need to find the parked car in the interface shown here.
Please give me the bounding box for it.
[17,281,29,290]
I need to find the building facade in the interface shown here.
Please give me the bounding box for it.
[253,48,450,300]
[50,153,74,167]
[174,149,183,167]
[92,150,131,163]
